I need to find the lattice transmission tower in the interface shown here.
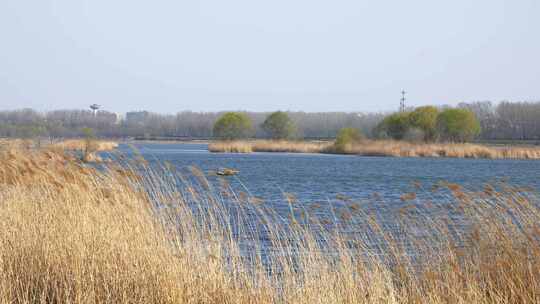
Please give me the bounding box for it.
[400,90,406,112]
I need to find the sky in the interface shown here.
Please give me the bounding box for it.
[1,0,539,114]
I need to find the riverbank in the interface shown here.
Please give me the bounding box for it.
[1,147,539,303]
[209,139,540,159]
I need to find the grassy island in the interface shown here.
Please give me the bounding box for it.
[209,139,540,159]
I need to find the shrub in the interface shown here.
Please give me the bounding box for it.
[81,127,97,154]
[334,128,364,152]
[261,111,297,139]
[437,108,481,142]
[213,112,253,140]
[376,112,410,140]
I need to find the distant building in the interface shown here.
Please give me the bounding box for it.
[114,112,124,125]
[126,111,150,125]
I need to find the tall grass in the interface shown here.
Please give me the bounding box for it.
[0,138,118,153]
[208,140,331,153]
[52,139,118,152]
[336,140,540,159]
[1,147,540,303]
[209,139,540,159]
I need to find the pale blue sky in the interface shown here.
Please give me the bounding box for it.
[1,0,539,113]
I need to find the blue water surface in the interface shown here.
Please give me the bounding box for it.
[114,142,540,205]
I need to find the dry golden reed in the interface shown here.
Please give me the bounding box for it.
[1,148,540,303]
[209,139,540,159]
[209,140,331,154]
[52,139,119,152]
[0,138,118,153]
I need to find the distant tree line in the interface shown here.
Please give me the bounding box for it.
[457,101,540,140]
[375,106,481,142]
[0,100,539,141]
[0,109,385,140]
[375,100,540,142]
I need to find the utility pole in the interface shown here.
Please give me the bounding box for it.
[400,90,406,112]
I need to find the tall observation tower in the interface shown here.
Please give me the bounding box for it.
[400,90,406,112]
[90,104,100,116]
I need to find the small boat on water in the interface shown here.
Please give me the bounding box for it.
[216,168,239,176]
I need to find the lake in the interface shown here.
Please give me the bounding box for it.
[116,142,540,204]
[108,142,540,259]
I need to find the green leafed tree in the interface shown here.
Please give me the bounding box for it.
[261,111,297,139]
[334,127,364,152]
[408,106,439,142]
[436,108,481,142]
[213,112,254,140]
[375,112,411,140]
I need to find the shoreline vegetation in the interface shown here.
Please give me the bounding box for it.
[1,147,540,303]
[51,139,118,152]
[208,139,540,159]
[206,108,540,159]
[0,138,118,163]
[209,139,331,154]
[0,138,118,152]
